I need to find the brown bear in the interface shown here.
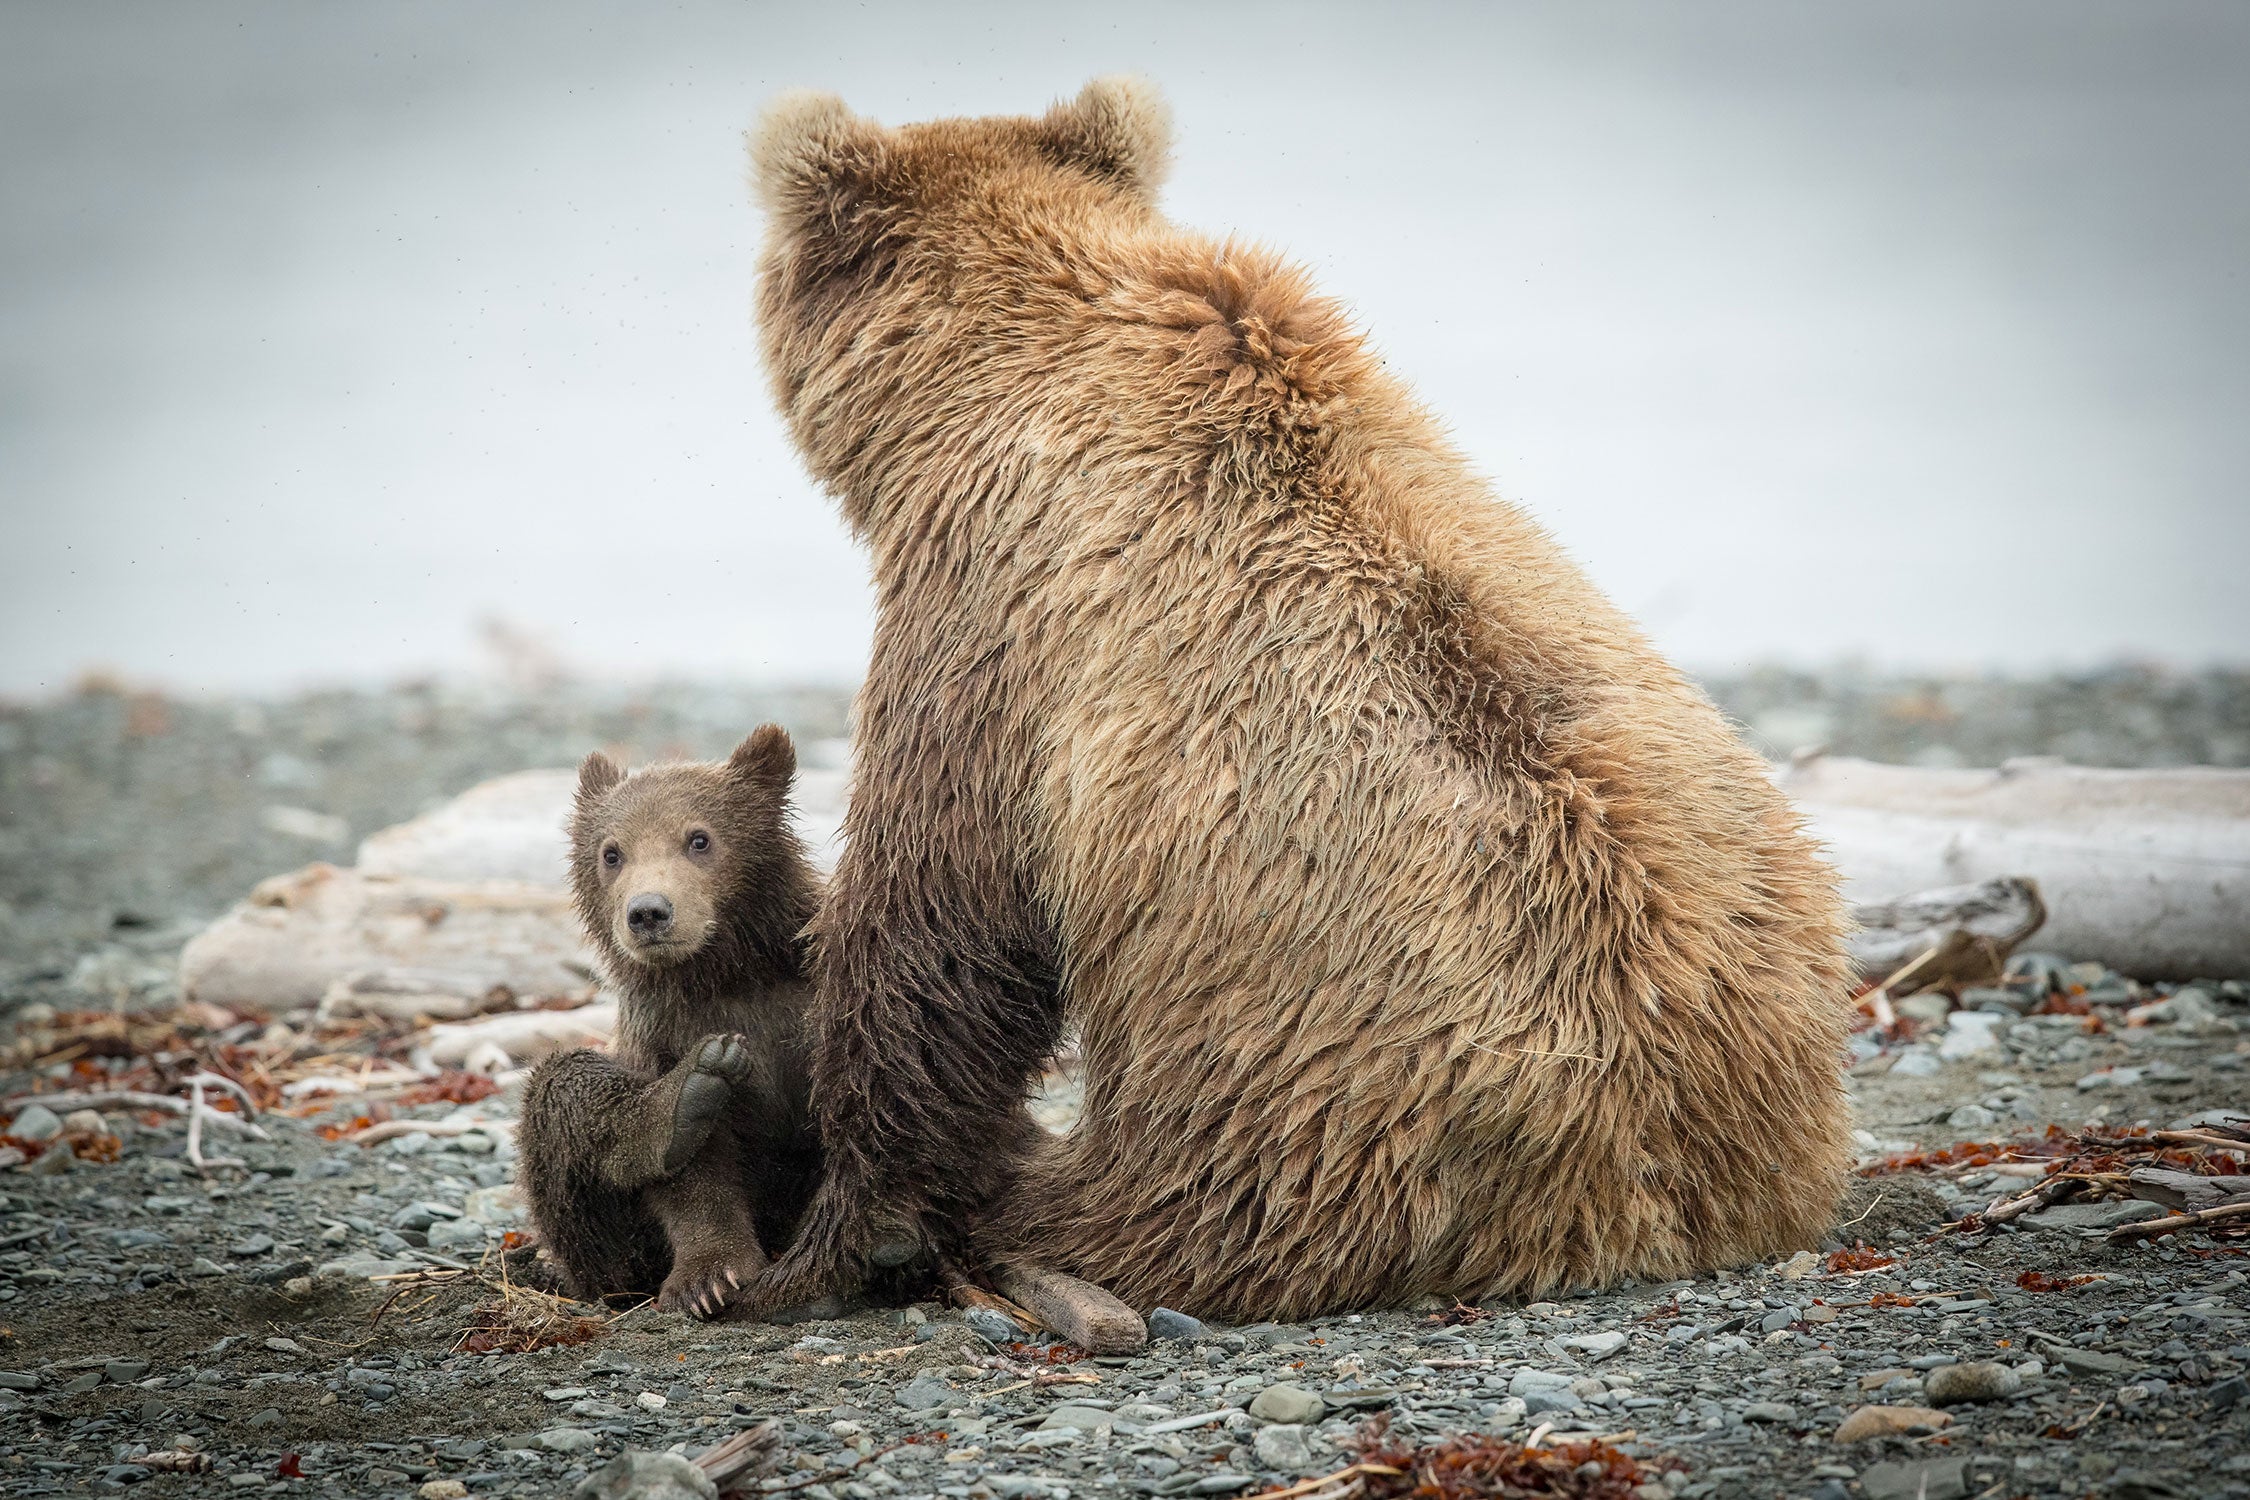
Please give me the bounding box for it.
[516,727,823,1316]
[739,79,1855,1322]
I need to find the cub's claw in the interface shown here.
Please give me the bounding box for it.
[657,1243,768,1321]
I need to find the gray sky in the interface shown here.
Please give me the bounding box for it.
[3,1,2245,697]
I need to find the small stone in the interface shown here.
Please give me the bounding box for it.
[246,1407,282,1429]
[1558,1330,1628,1361]
[188,1257,226,1277]
[1521,1389,1583,1416]
[1148,1307,1207,1342]
[1938,1012,2007,1061]
[61,1109,106,1135]
[1890,1049,1943,1077]
[1760,1307,1798,1333]
[420,1483,470,1500]
[569,1449,716,1500]
[229,1233,274,1257]
[635,1389,667,1411]
[2076,1067,2144,1091]
[2055,1347,2134,1376]
[2210,1375,2247,1409]
[105,1358,149,1383]
[1923,1362,2022,1405]
[1895,995,1952,1026]
[265,1337,303,1354]
[1774,1250,1819,1280]
[1253,1423,1315,1470]
[1247,1383,1325,1425]
[896,1375,955,1412]
[1946,1103,1997,1130]
[1743,1401,1796,1424]
[544,1387,592,1401]
[1834,1405,1952,1442]
[427,1217,488,1251]
[2023,1200,2163,1231]
[463,1183,524,1224]
[1507,1368,1573,1396]
[538,1426,601,1453]
[26,1139,74,1174]
[1861,1457,1972,1500]
[6,1103,63,1142]
[1040,1404,1113,1431]
[0,1370,40,1391]
[962,1307,1019,1343]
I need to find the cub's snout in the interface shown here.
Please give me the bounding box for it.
[626,892,675,939]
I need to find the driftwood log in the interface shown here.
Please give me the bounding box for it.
[1782,755,2250,979]
[993,1263,1149,1354]
[1848,876,2046,990]
[2126,1167,2250,1213]
[177,863,593,1014]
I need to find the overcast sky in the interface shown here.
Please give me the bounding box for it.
[3,1,2245,697]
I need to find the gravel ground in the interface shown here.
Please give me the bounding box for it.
[1,673,2247,1499]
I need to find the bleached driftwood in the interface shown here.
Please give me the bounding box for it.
[416,1002,618,1069]
[355,768,578,885]
[355,764,850,882]
[180,757,849,1020]
[1847,876,2046,988]
[178,863,594,1014]
[1783,756,2250,979]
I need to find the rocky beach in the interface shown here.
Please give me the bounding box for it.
[1,668,2246,1500]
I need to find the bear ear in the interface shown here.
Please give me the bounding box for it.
[749,89,889,218]
[727,724,797,790]
[576,750,623,803]
[1037,75,1171,198]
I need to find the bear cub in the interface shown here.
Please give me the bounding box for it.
[517,725,821,1317]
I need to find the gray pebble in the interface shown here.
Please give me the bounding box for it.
[7,1104,63,1142]
[1148,1307,1207,1342]
[1246,1384,1324,1425]
[962,1307,1019,1344]
[1861,1456,1971,1500]
[1923,1361,2021,1405]
[1252,1423,1314,1470]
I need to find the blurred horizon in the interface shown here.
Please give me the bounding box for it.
[4,1,2247,698]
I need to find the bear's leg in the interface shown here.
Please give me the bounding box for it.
[647,1130,769,1319]
[517,1048,674,1301]
[523,1038,757,1193]
[738,841,1063,1315]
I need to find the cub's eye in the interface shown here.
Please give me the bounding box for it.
[687,831,711,854]
[601,846,621,869]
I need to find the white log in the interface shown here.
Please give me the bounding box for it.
[1782,755,2250,979]
[177,863,595,1013]
[354,764,849,882]
[417,1002,618,1068]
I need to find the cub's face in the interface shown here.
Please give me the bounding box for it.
[568,727,796,970]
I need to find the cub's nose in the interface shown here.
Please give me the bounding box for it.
[625,893,674,937]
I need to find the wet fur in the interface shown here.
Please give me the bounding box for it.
[517,727,824,1309]
[742,79,1855,1320]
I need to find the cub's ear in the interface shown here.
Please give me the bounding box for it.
[1037,75,1171,198]
[577,750,624,803]
[727,724,797,789]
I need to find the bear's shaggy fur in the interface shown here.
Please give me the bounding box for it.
[517,727,823,1316]
[742,79,1854,1321]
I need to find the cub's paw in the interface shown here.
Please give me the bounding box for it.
[663,1034,753,1173]
[658,1241,769,1320]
